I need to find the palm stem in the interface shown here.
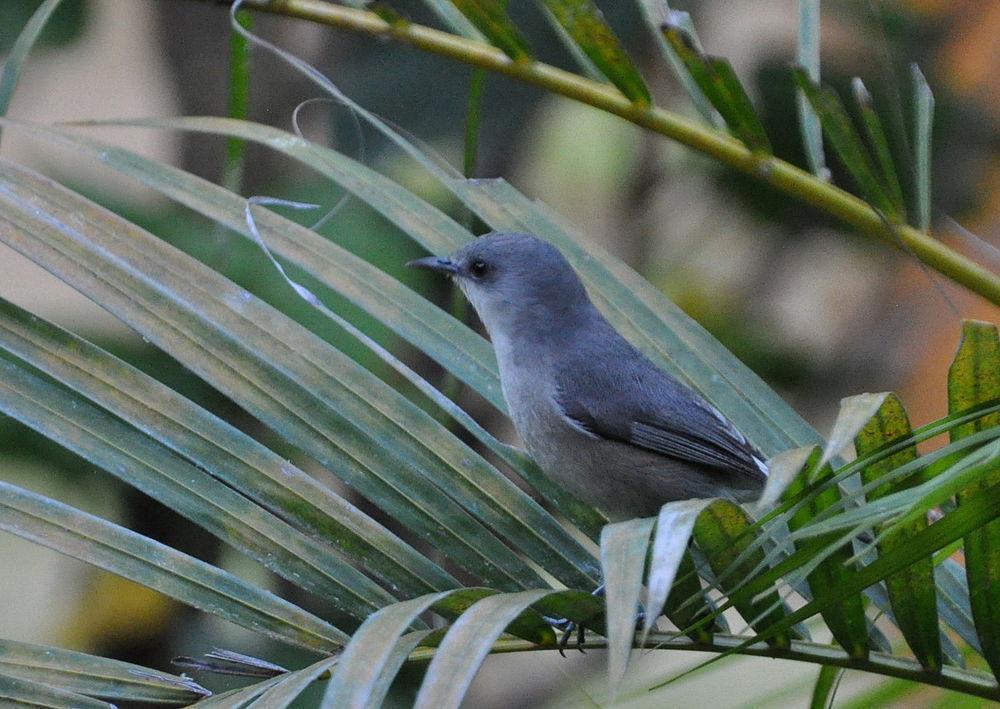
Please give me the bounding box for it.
[402,633,1000,701]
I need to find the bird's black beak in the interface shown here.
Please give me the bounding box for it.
[406,255,460,275]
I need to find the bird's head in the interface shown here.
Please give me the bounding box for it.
[408,232,592,339]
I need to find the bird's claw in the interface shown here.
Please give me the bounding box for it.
[544,585,646,657]
[544,616,587,656]
[546,612,648,657]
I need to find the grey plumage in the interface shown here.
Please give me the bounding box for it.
[409,232,766,520]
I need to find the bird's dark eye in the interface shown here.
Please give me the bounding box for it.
[469,258,489,278]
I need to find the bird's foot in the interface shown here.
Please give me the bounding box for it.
[543,584,646,657]
[542,616,587,657]
[549,583,604,655]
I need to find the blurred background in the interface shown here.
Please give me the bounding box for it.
[0,0,997,705]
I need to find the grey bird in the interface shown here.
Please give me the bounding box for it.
[409,232,767,521]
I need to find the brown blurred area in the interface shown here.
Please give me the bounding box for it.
[910,0,1000,103]
[892,0,999,436]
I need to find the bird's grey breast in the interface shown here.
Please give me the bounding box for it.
[491,331,559,446]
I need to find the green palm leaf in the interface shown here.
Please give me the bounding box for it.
[0,640,208,706]
[0,293,457,598]
[0,157,595,591]
[0,480,346,652]
[0,673,116,709]
[0,355,396,622]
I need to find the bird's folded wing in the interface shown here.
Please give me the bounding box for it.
[628,419,765,479]
[556,375,767,481]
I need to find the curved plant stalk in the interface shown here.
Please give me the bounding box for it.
[190,0,1000,305]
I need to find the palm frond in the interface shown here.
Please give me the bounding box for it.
[0,639,208,706]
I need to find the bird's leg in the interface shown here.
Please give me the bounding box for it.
[566,620,586,655]
[544,584,605,656]
[546,583,649,656]
[541,615,583,657]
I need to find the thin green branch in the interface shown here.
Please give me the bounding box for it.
[223,7,253,192]
[191,0,999,305]
[463,68,486,179]
[403,634,1000,701]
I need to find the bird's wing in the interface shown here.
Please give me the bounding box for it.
[629,415,768,479]
[555,362,767,482]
